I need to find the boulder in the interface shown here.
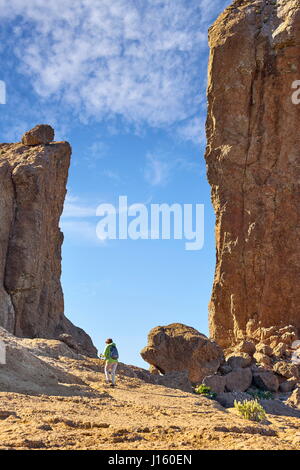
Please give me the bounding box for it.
[215,392,252,409]
[279,378,298,393]
[155,370,193,394]
[273,361,299,379]
[225,367,252,393]
[253,352,272,368]
[202,374,226,394]
[149,365,161,375]
[205,0,300,347]
[255,343,272,357]
[21,124,55,145]
[226,353,252,369]
[140,323,224,384]
[253,371,279,392]
[218,364,232,375]
[59,334,80,353]
[235,340,256,356]
[260,399,300,418]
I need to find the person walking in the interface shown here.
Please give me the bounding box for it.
[101,338,119,387]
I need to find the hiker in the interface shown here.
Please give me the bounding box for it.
[101,338,119,387]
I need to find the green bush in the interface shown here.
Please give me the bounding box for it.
[195,384,216,399]
[248,390,273,400]
[234,399,266,422]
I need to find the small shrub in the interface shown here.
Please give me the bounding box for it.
[234,399,266,422]
[195,384,216,399]
[248,390,273,400]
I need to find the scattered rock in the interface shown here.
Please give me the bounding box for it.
[140,323,224,383]
[225,367,252,393]
[202,374,226,394]
[273,361,299,379]
[253,371,279,392]
[38,424,53,431]
[21,124,54,146]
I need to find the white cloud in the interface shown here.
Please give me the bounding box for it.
[0,0,229,139]
[144,153,171,187]
[144,151,198,187]
[176,115,206,146]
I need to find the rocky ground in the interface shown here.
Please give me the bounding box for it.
[0,329,299,450]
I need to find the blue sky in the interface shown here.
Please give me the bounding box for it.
[0,0,231,367]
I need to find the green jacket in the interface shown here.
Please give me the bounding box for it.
[103,343,118,364]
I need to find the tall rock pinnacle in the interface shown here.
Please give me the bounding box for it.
[205,0,300,347]
[0,125,97,356]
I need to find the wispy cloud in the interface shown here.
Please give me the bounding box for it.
[101,169,121,181]
[144,151,199,187]
[61,194,103,245]
[144,153,171,187]
[60,220,104,245]
[62,196,97,218]
[0,0,230,141]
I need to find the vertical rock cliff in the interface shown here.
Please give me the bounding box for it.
[0,126,97,356]
[205,0,300,347]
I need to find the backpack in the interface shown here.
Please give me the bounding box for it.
[109,345,119,360]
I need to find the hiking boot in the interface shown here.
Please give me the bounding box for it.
[109,384,115,388]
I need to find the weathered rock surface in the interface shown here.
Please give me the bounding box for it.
[226,353,252,369]
[273,361,299,379]
[287,387,300,409]
[279,378,297,393]
[0,128,96,357]
[206,0,300,348]
[140,323,224,383]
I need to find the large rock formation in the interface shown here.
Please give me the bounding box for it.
[205,0,300,348]
[0,125,96,356]
[140,323,224,383]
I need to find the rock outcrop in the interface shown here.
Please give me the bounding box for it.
[0,126,96,357]
[205,0,300,348]
[140,323,224,383]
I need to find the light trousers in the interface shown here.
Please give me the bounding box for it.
[105,362,118,384]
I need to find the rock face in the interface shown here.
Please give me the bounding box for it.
[0,127,97,357]
[140,323,224,383]
[205,0,300,348]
